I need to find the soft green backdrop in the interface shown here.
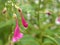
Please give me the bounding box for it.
[0,0,60,45]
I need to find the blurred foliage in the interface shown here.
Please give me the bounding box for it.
[0,0,60,45]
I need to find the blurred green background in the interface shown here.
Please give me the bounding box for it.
[0,0,60,45]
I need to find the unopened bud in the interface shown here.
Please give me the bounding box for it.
[2,7,7,14]
[44,9,51,15]
[18,8,22,12]
[15,5,22,12]
[13,13,17,19]
[46,12,51,15]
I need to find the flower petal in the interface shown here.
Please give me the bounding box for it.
[12,18,23,42]
[22,17,28,28]
[12,33,23,42]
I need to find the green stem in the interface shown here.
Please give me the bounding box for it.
[40,31,43,45]
[38,0,44,45]
[44,35,58,45]
[38,12,43,45]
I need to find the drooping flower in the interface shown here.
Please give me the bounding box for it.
[55,16,60,25]
[18,8,28,28]
[21,16,28,28]
[12,18,23,42]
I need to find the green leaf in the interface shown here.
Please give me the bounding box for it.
[17,34,40,45]
[0,19,14,28]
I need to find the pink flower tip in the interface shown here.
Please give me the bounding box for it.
[55,17,60,25]
[22,17,28,28]
[12,33,23,42]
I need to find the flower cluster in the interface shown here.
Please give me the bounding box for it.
[12,8,28,42]
[2,5,28,43]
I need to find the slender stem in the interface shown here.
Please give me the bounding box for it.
[44,35,58,45]
[19,11,23,18]
[38,0,43,45]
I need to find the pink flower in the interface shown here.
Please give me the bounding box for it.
[55,17,60,25]
[18,9,28,28]
[57,18,60,22]
[12,19,23,42]
[21,16,28,28]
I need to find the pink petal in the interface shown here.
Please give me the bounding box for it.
[22,17,28,28]
[57,18,60,22]
[12,33,23,42]
[14,25,20,36]
[12,18,23,42]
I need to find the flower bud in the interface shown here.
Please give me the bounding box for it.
[13,13,17,19]
[22,16,28,28]
[2,7,7,14]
